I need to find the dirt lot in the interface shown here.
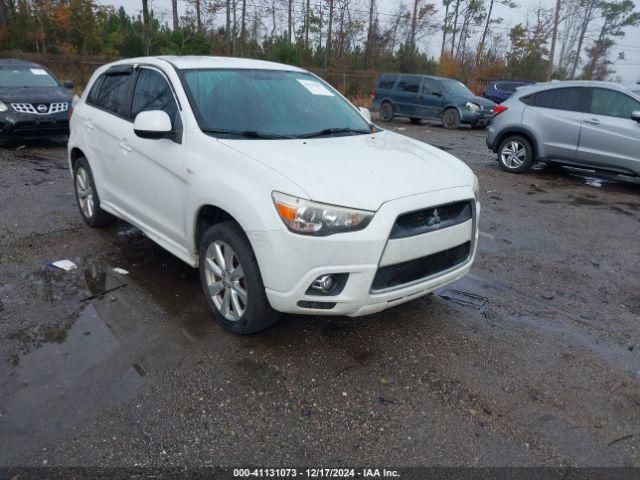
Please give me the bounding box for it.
[1,121,639,468]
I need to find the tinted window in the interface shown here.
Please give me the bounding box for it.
[87,75,104,105]
[532,87,586,112]
[378,75,397,90]
[590,88,640,119]
[132,68,178,126]
[497,82,519,93]
[397,75,421,93]
[94,73,131,115]
[421,78,442,96]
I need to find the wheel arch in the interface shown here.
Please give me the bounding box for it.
[69,147,86,171]
[494,127,539,159]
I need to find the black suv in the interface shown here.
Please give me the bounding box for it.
[0,59,74,142]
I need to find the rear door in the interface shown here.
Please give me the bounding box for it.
[394,75,422,116]
[85,68,135,208]
[577,87,640,174]
[415,78,445,118]
[522,87,588,161]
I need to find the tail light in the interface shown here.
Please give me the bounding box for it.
[493,105,508,116]
[370,89,376,100]
[68,107,74,120]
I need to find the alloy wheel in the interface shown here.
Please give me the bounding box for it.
[204,240,247,321]
[75,167,95,219]
[501,140,527,168]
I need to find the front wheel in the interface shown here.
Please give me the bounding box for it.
[497,135,534,173]
[380,102,394,122]
[199,221,280,334]
[73,157,116,227]
[441,108,461,129]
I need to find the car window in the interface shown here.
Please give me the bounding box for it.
[131,68,178,126]
[497,82,520,93]
[397,76,421,93]
[87,75,104,105]
[377,75,397,90]
[182,69,370,138]
[590,88,640,119]
[0,66,59,88]
[532,87,586,112]
[440,79,473,97]
[94,72,132,116]
[421,78,441,96]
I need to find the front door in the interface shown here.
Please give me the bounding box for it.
[120,67,189,249]
[577,87,640,174]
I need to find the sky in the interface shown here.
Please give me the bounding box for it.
[102,0,640,83]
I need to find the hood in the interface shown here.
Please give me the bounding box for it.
[0,86,73,103]
[456,94,496,108]
[219,130,473,211]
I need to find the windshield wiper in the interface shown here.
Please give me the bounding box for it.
[297,127,371,139]
[202,128,293,140]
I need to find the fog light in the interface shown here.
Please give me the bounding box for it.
[311,274,336,293]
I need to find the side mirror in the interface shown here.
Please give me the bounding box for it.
[63,80,74,89]
[631,111,640,123]
[133,110,173,140]
[359,107,372,122]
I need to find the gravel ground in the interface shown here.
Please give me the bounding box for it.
[0,121,639,468]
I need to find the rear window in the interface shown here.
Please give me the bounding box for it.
[397,75,421,93]
[530,87,587,112]
[377,75,397,90]
[497,82,519,93]
[91,73,132,116]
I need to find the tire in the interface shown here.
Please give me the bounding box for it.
[410,117,421,124]
[497,135,535,173]
[441,108,461,129]
[380,102,394,122]
[73,157,116,227]
[199,221,280,334]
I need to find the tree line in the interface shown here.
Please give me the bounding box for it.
[0,0,638,84]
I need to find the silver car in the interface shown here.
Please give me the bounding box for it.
[486,81,640,175]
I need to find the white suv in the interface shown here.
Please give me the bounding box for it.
[68,56,480,334]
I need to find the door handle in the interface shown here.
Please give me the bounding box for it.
[84,121,94,131]
[119,140,132,152]
[584,118,601,125]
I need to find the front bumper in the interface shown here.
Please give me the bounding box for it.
[461,109,494,126]
[249,187,479,317]
[0,110,69,138]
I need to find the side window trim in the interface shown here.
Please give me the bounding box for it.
[86,71,134,122]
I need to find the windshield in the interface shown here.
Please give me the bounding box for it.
[181,69,370,138]
[0,66,59,88]
[440,79,474,97]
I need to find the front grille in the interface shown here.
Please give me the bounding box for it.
[371,242,471,291]
[11,102,69,115]
[390,201,472,239]
[13,120,69,134]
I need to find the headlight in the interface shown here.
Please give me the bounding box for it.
[465,102,480,111]
[272,191,374,236]
[0,101,7,112]
[473,175,480,198]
